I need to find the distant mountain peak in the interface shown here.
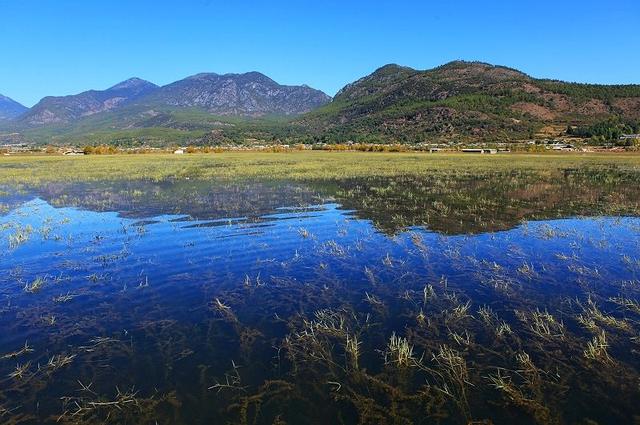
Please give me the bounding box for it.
[334,64,416,100]
[184,71,276,85]
[109,77,157,91]
[141,71,330,116]
[21,77,159,125]
[372,63,415,74]
[0,94,28,120]
[434,60,530,79]
[185,72,220,80]
[438,59,490,68]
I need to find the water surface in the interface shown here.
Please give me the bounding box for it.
[1,171,640,424]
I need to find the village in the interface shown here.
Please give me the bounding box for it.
[2,134,639,156]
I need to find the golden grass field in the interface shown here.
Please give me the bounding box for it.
[1,151,640,183]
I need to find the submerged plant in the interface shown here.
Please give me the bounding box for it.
[53,292,77,303]
[23,276,47,293]
[385,332,414,367]
[209,360,246,393]
[8,362,31,380]
[495,321,513,338]
[584,330,611,362]
[423,284,436,305]
[519,308,565,339]
[446,300,472,323]
[609,295,640,315]
[345,334,361,370]
[416,309,427,326]
[47,353,77,372]
[431,345,472,419]
[8,224,32,249]
[58,385,150,423]
[2,157,640,423]
[297,227,310,238]
[212,297,238,323]
[579,297,630,332]
[517,262,536,278]
[478,305,497,326]
[1,341,34,360]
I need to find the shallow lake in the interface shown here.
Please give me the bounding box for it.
[1,169,640,424]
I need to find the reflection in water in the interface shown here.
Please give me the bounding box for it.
[6,166,640,235]
[1,169,640,424]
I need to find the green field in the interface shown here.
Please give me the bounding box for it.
[1,151,640,184]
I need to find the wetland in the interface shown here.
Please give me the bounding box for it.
[1,152,640,424]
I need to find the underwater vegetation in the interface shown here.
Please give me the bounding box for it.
[1,158,640,424]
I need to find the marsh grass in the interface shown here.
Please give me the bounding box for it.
[1,342,34,360]
[1,152,640,185]
[578,297,631,332]
[517,308,565,340]
[8,224,32,249]
[609,295,640,315]
[384,332,415,367]
[23,276,47,293]
[8,362,31,380]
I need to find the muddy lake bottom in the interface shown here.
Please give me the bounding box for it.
[1,171,640,424]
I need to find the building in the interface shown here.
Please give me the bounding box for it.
[620,134,640,140]
[548,143,575,151]
[174,149,185,155]
[62,150,85,156]
[461,148,497,154]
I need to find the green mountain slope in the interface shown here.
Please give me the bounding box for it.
[16,104,308,147]
[20,78,159,125]
[298,61,640,143]
[6,61,640,147]
[8,71,330,146]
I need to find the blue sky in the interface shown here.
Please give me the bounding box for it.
[1,0,639,106]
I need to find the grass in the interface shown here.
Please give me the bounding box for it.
[385,332,415,367]
[2,152,640,184]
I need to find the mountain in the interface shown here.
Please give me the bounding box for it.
[0,94,28,120]
[20,72,330,128]
[135,71,331,116]
[298,61,640,143]
[21,78,159,125]
[11,62,640,146]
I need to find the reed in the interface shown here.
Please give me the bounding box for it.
[584,330,611,362]
[384,332,414,367]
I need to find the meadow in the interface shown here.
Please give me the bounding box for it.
[2,151,640,183]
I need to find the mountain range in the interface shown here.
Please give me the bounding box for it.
[21,78,159,125]
[14,72,330,127]
[0,94,28,120]
[1,61,639,146]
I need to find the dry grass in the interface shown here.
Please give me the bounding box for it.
[1,152,640,184]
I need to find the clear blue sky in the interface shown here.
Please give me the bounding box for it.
[1,0,639,106]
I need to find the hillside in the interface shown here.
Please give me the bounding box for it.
[0,94,28,120]
[136,72,330,116]
[7,71,330,145]
[298,61,640,143]
[20,78,159,125]
[18,72,329,128]
[5,61,640,146]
